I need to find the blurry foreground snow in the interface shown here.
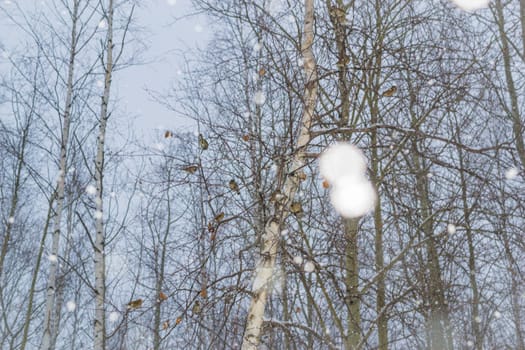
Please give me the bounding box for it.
[505,167,519,180]
[66,301,76,312]
[319,143,376,218]
[450,0,490,11]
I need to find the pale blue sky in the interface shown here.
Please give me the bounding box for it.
[116,0,208,133]
[0,0,208,134]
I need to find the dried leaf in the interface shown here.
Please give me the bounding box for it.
[175,317,183,325]
[200,287,208,298]
[159,292,168,301]
[258,68,266,76]
[322,179,330,189]
[162,320,169,330]
[164,130,174,138]
[242,134,250,142]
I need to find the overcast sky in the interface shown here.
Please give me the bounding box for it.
[118,0,208,134]
[0,0,208,135]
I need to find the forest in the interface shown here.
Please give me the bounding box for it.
[0,0,524,349]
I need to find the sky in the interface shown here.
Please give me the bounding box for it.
[0,0,209,135]
[117,0,209,134]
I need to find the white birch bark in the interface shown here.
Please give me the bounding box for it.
[94,1,114,349]
[241,0,318,348]
[40,2,79,349]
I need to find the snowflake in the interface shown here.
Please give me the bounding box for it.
[330,179,377,218]
[319,143,376,218]
[319,143,367,183]
[109,311,119,322]
[293,256,303,265]
[86,185,97,195]
[304,261,315,273]
[253,91,266,105]
[66,301,76,312]
[505,167,519,180]
[450,0,490,11]
[253,42,263,53]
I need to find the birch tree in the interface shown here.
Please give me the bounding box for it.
[241,0,317,348]
[39,2,80,347]
[93,0,114,348]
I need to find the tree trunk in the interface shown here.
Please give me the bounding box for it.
[241,0,318,348]
[94,1,114,349]
[457,144,482,350]
[21,197,54,350]
[40,2,79,349]
[344,218,361,350]
[0,117,29,280]
[494,0,525,170]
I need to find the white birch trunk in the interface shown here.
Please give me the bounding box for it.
[241,0,318,348]
[94,1,114,349]
[40,2,79,349]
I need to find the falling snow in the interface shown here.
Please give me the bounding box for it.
[253,42,263,52]
[505,167,519,180]
[253,91,266,105]
[450,0,490,11]
[330,179,377,218]
[66,301,76,312]
[86,185,97,195]
[319,143,377,218]
[303,261,315,273]
[109,312,119,322]
[319,143,367,183]
[293,256,303,265]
